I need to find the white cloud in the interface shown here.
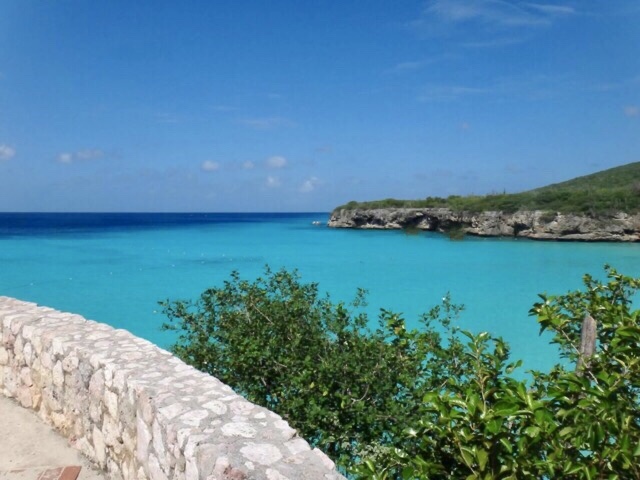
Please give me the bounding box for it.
[57,149,104,164]
[266,175,281,188]
[266,155,287,169]
[239,116,294,130]
[57,152,74,164]
[0,144,16,161]
[299,176,321,193]
[624,105,639,117]
[242,160,255,170]
[75,149,104,160]
[201,160,221,172]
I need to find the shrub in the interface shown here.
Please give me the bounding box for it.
[161,266,640,479]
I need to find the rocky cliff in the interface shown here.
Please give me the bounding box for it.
[328,208,640,241]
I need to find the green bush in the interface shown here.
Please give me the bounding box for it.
[160,267,468,470]
[161,266,640,479]
[360,267,640,479]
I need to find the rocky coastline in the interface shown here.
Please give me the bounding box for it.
[328,208,640,242]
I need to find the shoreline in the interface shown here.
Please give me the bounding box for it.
[328,207,640,242]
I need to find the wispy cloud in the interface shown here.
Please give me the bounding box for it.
[266,175,281,188]
[387,54,457,74]
[624,105,639,117]
[212,105,236,112]
[266,155,287,169]
[525,3,575,16]
[315,145,333,154]
[418,84,488,102]
[239,116,294,130]
[418,73,575,102]
[0,144,15,161]
[155,112,183,124]
[460,36,526,48]
[410,0,576,47]
[390,60,429,73]
[201,160,220,172]
[242,160,255,170]
[421,0,575,28]
[299,176,322,193]
[57,149,104,164]
[585,75,640,93]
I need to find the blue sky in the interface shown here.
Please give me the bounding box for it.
[0,1,639,212]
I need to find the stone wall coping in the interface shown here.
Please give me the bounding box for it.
[0,296,345,480]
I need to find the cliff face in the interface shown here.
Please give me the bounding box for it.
[328,208,640,241]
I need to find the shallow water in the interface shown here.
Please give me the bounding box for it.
[1,212,638,374]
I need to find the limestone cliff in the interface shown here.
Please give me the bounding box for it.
[328,208,640,242]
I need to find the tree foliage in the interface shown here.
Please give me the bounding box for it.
[161,266,640,479]
[160,267,467,468]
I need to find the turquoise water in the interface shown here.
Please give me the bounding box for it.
[1,213,638,374]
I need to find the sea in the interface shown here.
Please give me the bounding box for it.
[1,212,638,375]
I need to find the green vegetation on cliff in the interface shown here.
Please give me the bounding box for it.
[335,162,640,215]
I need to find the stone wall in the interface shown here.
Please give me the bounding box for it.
[0,296,344,480]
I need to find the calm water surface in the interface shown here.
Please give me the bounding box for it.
[1,212,638,374]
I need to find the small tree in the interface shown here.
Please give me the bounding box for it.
[160,266,467,470]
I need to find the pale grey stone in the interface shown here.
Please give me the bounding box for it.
[113,369,127,392]
[52,360,64,387]
[104,389,119,418]
[136,416,152,464]
[51,337,65,357]
[152,419,166,468]
[202,400,227,415]
[21,324,35,340]
[89,369,105,400]
[240,443,283,466]
[102,413,121,447]
[147,455,168,480]
[158,402,189,420]
[93,426,107,466]
[230,401,254,416]
[266,469,290,480]
[184,459,198,480]
[22,342,33,366]
[178,409,209,428]
[62,354,79,372]
[221,422,257,438]
[284,437,310,456]
[273,419,296,439]
[20,367,33,387]
[0,347,11,365]
[17,385,32,408]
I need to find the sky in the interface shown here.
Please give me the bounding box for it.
[0,1,639,212]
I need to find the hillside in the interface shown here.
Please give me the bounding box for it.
[335,162,640,216]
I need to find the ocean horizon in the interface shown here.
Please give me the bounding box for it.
[1,212,638,375]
